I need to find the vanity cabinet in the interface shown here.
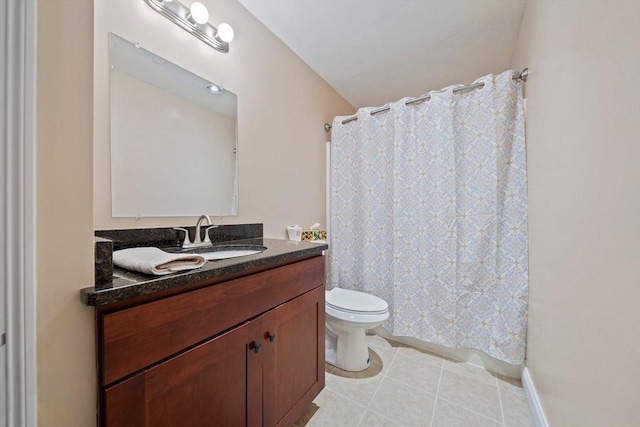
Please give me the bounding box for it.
[97,256,325,427]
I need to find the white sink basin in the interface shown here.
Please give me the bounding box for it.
[199,249,263,261]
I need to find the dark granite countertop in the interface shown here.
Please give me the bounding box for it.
[80,238,328,306]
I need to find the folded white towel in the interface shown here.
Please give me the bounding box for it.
[113,247,206,276]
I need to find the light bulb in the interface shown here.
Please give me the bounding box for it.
[217,23,234,42]
[206,83,224,94]
[188,2,209,25]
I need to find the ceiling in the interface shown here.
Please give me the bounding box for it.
[239,0,525,109]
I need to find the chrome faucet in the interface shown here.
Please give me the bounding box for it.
[173,215,218,249]
[194,214,213,244]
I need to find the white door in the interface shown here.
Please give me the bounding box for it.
[1,0,36,424]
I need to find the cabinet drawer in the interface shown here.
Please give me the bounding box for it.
[101,256,325,385]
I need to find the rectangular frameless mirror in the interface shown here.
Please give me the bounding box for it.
[109,32,238,217]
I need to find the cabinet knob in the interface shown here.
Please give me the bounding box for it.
[267,333,276,342]
[253,343,262,353]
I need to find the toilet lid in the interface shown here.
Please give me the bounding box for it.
[326,288,388,314]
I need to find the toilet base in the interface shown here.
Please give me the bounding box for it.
[325,323,371,372]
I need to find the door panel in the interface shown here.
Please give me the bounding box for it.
[263,286,325,427]
[103,374,145,427]
[105,320,259,427]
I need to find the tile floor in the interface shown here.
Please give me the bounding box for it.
[295,335,535,427]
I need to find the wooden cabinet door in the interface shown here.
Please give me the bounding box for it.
[104,319,263,427]
[262,286,325,427]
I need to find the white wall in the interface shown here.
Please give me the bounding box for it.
[93,0,353,237]
[511,1,640,425]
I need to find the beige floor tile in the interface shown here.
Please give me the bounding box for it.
[500,389,535,427]
[496,374,525,396]
[357,410,400,427]
[366,334,403,352]
[396,345,446,367]
[326,348,396,406]
[438,370,502,422]
[432,399,503,427]
[315,334,531,427]
[331,347,395,379]
[369,377,436,426]
[299,388,365,427]
[386,352,442,395]
[326,373,383,407]
[442,359,498,385]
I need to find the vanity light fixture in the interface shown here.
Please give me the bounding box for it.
[143,0,234,53]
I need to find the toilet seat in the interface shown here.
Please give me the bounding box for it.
[326,288,388,315]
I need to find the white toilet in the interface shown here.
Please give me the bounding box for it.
[325,287,389,371]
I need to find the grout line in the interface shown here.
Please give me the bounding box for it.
[372,358,443,395]
[357,344,402,425]
[353,407,367,427]
[497,383,507,426]
[358,409,401,427]
[362,408,399,427]
[498,383,527,397]
[321,385,369,424]
[429,360,444,427]
[442,361,501,385]
[330,342,401,426]
[365,346,398,406]
[437,395,505,425]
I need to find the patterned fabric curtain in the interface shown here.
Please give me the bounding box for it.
[328,70,528,365]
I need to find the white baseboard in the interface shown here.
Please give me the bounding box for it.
[522,367,549,427]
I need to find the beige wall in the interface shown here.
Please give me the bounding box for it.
[36,0,351,425]
[36,0,95,426]
[511,1,640,425]
[93,0,353,237]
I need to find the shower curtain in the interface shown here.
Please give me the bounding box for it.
[328,70,528,365]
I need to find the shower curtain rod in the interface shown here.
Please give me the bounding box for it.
[324,68,528,132]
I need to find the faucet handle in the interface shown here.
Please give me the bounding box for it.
[203,225,218,244]
[172,227,192,247]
